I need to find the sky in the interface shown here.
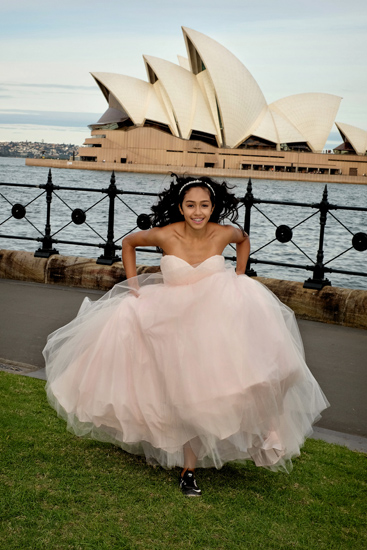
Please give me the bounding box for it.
[0,0,366,149]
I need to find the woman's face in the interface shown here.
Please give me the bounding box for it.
[179,186,214,230]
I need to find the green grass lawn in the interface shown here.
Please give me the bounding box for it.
[0,371,366,550]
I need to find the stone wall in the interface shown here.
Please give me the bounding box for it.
[1,249,366,330]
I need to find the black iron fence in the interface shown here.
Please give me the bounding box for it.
[0,170,366,289]
[240,179,367,289]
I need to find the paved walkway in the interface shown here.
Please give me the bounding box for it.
[1,278,366,453]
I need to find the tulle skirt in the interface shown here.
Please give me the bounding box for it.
[44,255,329,472]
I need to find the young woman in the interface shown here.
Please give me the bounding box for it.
[44,175,328,497]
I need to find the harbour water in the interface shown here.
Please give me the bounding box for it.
[0,157,366,290]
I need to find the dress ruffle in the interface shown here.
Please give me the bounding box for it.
[44,255,329,473]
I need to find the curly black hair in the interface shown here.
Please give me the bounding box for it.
[150,174,240,227]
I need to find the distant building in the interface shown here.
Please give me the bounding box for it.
[73,27,365,178]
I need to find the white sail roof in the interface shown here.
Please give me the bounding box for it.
[90,30,346,153]
[182,27,267,148]
[91,72,170,127]
[270,93,341,152]
[143,55,217,140]
[177,55,190,71]
[244,108,279,145]
[335,122,367,155]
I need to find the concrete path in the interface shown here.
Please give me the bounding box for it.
[1,278,366,452]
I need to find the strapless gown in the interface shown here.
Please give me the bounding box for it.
[44,255,329,472]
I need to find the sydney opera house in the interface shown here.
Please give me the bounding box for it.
[75,27,367,182]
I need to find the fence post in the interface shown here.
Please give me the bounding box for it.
[34,169,59,258]
[96,171,121,265]
[243,178,257,276]
[303,185,331,289]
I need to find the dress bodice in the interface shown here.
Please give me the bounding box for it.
[160,255,226,285]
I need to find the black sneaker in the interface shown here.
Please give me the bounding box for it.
[179,469,202,497]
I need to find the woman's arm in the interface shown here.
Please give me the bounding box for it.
[222,226,250,275]
[122,227,166,279]
[235,234,250,275]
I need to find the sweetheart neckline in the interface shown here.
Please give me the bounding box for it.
[161,254,224,268]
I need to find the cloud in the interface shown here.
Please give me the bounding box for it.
[0,82,96,91]
[0,123,90,145]
[0,109,99,128]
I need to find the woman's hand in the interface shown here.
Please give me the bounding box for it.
[127,278,140,298]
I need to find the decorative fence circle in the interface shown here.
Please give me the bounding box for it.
[137,214,152,230]
[275,224,293,243]
[12,204,26,220]
[71,208,86,225]
[352,232,367,252]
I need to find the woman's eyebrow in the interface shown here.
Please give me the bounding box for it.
[184,199,210,203]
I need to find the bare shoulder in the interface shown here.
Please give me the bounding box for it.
[216,224,248,244]
[122,225,168,248]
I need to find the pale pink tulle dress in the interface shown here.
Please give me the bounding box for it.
[44,255,329,473]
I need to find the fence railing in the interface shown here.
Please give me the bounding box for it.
[240,179,367,289]
[0,170,366,289]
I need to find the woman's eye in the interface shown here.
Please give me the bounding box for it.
[185,203,210,208]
